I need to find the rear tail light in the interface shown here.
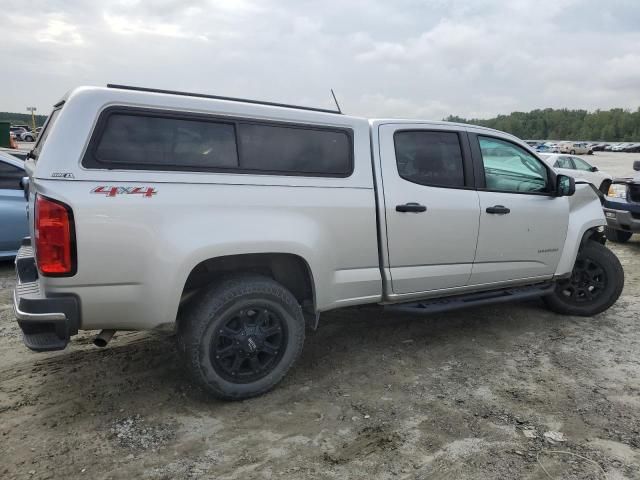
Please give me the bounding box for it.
[35,195,76,276]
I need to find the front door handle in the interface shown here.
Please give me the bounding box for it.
[486,205,510,214]
[396,202,427,213]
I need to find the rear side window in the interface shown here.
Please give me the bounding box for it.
[84,109,353,177]
[94,114,238,169]
[238,123,351,175]
[394,131,465,188]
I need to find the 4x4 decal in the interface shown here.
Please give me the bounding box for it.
[91,186,157,197]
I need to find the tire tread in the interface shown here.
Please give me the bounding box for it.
[178,275,305,400]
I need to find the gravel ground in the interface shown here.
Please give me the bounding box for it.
[0,151,639,480]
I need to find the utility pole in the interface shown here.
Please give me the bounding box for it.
[26,106,37,131]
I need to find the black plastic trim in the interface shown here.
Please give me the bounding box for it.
[14,252,80,351]
[386,282,554,315]
[107,83,342,114]
[82,106,355,178]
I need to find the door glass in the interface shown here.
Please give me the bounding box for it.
[394,131,464,188]
[478,136,549,194]
[554,156,574,169]
[0,160,24,190]
[571,157,593,171]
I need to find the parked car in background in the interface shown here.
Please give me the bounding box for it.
[8,126,35,142]
[558,142,593,155]
[0,151,28,259]
[622,143,640,153]
[592,143,610,152]
[604,161,640,243]
[538,142,559,153]
[540,154,612,193]
[611,143,629,152]
[9,126,28,138]
[535,144,553,153]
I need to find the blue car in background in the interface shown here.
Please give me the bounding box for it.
[0,151,29,259]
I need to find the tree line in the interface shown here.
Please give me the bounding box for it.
[0,112,48,128]
[445,108,640,142]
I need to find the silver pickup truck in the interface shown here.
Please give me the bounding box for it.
[14,85,623,399]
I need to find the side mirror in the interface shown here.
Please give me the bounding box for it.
[590,166,598,172]
[556,174,575,197]
[634,160,640,171]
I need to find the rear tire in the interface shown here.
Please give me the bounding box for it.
[178,275,305,400]
[570,149,576,154]
[605,227,632,243]
[544,241,623,316]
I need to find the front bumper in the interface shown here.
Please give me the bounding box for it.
[603,206,640,232]
[13,239,79,351]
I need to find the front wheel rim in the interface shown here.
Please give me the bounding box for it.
[556,256,607,304]
[210,306,287,383]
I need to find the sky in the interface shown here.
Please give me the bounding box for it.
[2,0,640,120]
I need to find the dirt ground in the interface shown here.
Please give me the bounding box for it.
[1,152,640,480]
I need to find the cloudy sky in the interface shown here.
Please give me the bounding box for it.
[2,0,639,119]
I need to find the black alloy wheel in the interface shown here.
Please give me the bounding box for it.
[544,241,623,316]
[211,306,287,383]
[178,275,306,400]
[555,256,606,305]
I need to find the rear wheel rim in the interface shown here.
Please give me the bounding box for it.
[556,255,607,305]
[210,305,287,383]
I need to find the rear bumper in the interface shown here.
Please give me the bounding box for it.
[13,239,80,351]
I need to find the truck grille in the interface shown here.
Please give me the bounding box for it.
[629,184,640,203]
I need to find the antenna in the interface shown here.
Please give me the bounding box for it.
[330,89,342,114]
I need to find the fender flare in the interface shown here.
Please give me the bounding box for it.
[581,226,606,248]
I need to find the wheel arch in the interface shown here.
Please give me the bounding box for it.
[179,252,318,326]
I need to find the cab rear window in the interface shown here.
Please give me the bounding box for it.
[83,107,353,177]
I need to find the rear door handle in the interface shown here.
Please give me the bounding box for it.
[396,202,427,213]
[486,205,510,214]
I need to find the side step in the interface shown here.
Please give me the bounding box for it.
[385,282,555,315]
[23,331,68,352]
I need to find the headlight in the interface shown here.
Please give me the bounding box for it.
[608,184,628,198]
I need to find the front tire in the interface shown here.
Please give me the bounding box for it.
[605,227,632,243]
[178,275,305,400]
[544,241,624,316]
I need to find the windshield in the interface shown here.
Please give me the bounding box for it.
[30,107,62,161]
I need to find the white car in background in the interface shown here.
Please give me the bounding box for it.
[540,154,612,193]
[558,142,593,155]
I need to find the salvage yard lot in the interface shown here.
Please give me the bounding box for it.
[1,152,639,480]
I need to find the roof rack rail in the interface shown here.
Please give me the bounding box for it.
[106,84,342,115]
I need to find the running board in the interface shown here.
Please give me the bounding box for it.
[385,282,555,315]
